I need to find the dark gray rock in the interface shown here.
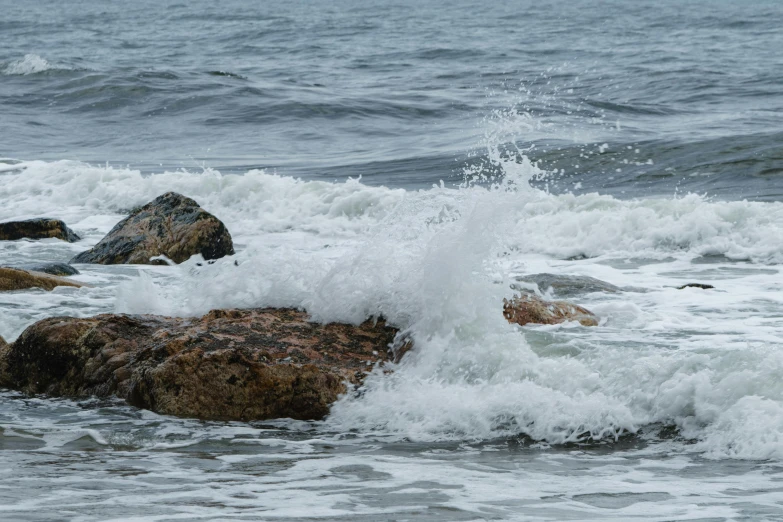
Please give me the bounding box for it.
[15,263,80,276]
[70,192,234,265]
[514,273,623,297]
[0,219,80,242]
[677,283,715,290]
[0,335,8,388]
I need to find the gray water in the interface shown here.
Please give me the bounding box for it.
[3,1,783,520]
[3,0,783,195]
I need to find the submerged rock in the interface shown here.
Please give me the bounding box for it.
[15,262,80,276]
[677,283,715,290]
[0,218,80,242]
[0,308,404,421]
[71,192,234,265]
[514,273,623,297]
[0,267,83,292]
[503,293,598,327]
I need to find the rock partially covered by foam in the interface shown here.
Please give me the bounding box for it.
[71,192,234,265]
[514,273,623,297]
[0,267,83,292]
[677,283,715,290]
[513,273,649,298]
[503,293,598,327]
[0,218,80,242]
[15,263,80,276]
[0,308,404,421]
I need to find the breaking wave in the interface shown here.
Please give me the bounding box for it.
[3,155,782,458]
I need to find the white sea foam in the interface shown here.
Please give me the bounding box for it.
[2,157,783,460]
[0,160,403,239]
[2,54,59,75]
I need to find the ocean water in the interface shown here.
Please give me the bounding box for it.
[3,0,783,520]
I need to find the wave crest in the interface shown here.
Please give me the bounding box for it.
[3,54,60,75]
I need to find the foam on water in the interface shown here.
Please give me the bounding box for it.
[3,152,783,461]
[2,54,59,75]
[2,391,782,521]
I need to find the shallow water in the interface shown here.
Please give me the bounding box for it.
[3,0,783,520]
[3,391,783,521]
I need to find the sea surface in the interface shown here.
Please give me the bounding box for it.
[2,0,783,520]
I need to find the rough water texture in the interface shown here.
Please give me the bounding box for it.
[3,0,783,520]
[1,308,400,420]
[71,192,234,265]
[0,218,80,242]
[0,267,83,292]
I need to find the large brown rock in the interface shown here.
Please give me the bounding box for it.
[0,267,83,291]
[70,192,234,265]
[0,308,403,421]
[0,218,80,242]
[503,293,598,327]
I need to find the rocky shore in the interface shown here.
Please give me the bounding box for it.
[0,191,631,422]
[0,308,404,421]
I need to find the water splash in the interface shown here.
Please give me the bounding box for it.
[3,54,58,75]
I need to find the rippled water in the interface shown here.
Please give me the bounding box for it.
[3,0,783,195]
[3,391,783,521]
[3,0,783,520]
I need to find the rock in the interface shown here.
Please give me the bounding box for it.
[513,273,649,298]
[677,283,714,290]
[0,335,9,388]
[0,308,404,421]
[503,293,598,327]
[514,273,623,297]
[0,267,83,292]
[0,218,80,242]
[70,192,234,265]
[14,263,80,276]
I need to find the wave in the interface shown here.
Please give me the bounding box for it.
[2,54,64,75]
[4,157,783,459]
[4,159,783,262]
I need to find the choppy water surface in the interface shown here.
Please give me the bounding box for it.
[3,391,783,522]
[3,0,783,520]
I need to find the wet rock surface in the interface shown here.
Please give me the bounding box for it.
[14,262,80,276]
[514,273,649,298]
[0,336,8,388]
[677,283,715,290]
[0,219,80,242]
[71,192,234,265]
[514,273,623,297]
[0,267,83,292]
[503,293,599,327]
[0,308,403,421]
